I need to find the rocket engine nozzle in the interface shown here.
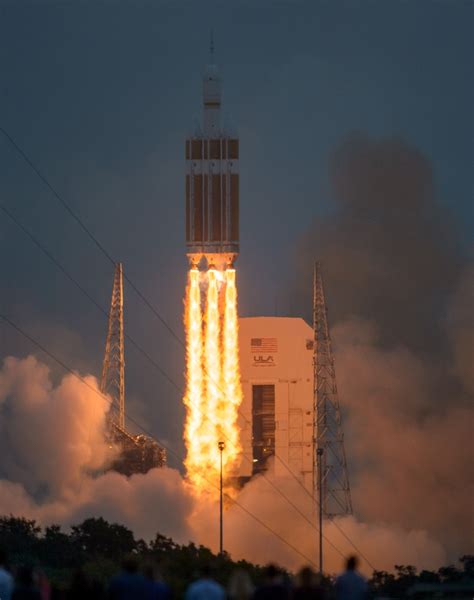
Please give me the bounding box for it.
[187,252,237,272]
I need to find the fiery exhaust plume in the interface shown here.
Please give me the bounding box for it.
[183,269,206,488]
[183,266,243,494]
[221,269,243,470]
[203,269,222,481]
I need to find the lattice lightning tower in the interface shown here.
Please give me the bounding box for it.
[313,261,352,517]
[101,262,125,430]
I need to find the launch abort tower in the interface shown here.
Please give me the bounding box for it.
[185,43,239,269]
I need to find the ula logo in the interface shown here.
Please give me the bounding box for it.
[253,355,275,366]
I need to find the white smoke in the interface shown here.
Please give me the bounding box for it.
[0,355,196,543]
[0,355,111,499]
[0,355,458,573]
[191,464,447,574]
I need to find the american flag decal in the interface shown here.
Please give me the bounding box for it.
[251,337,278,353]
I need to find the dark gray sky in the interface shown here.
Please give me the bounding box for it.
[1,0,473,462]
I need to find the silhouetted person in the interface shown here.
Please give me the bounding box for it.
[143,564,172,600]
[36,570,50,600]
[12,566,41,600]
[69,569,89,600]
[109,557,147,600]
[185,564,225,600]
[228,568,254,600]
[69,568,104,600]
[294,567,325,600]
[252,564,290,600]
[335,556,367,600]
[0,549,13,600]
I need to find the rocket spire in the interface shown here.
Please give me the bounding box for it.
[202,32,221,135]
[210,28,215,60]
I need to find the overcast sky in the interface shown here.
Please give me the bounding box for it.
[1,0,472,461]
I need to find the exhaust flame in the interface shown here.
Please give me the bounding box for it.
[183,266,243,494]
[221,269,242,470]
[203,269,222,479]
[183,269,205,487]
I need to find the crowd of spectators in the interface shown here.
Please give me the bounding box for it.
[0,548,368,600]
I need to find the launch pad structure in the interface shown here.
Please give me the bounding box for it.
[101,263,166,476]
[313,262,352,517]
[101,263,125,429]
[236,265,352,520]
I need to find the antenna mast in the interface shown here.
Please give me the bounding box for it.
[101,262,125,430]
[313,261,352,517]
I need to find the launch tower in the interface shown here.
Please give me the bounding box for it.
[185,38,239,269]
[313,262,352,517]
[101,263,125,429]
[101,263,166,475]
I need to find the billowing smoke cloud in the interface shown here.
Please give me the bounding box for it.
[446,265,474,395]
[292,133,465,354]
[0,354,461,572]
[192,463,447,573]
[287,134,474,560]
[0,356,196,543]
[333,318,473,555]
[0,355,111,499]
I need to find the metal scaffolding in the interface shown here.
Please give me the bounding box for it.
[101,262,125,430]
[100,262,166,474]
[313,261,353,517]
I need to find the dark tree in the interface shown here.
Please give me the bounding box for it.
[460,555,474,577]
[0,516,41,562]
[42,524,78,568]
[70,517,136,561]
[438,565,463,583]
[418,570,440,583]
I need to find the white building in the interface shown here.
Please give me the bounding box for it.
[237,317,314,492]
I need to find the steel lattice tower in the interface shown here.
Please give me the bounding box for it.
[313,261,352,517]
[101,262,125,430]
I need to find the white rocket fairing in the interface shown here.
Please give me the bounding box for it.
[185,42,239,269]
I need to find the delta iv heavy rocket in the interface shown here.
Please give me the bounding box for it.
[182,41,244,491]
[185,42,239,270]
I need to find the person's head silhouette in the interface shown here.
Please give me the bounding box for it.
[346,556,359,571]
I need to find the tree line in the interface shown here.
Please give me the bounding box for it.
[0,515,472,597]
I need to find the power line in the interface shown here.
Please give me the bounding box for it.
[0,204,181,395]
[0,311,318,568]
[1,126,374,570]
[0,127,116,264]
[274,454,376,570]
[0,126,182,347]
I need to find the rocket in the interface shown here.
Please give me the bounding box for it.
[185,41,239,270]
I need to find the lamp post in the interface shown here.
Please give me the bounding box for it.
[316,447,324,574]
[218,440,225,555]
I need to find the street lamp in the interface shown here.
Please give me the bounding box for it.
[316,447,324,574]
[218,440,225,555]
